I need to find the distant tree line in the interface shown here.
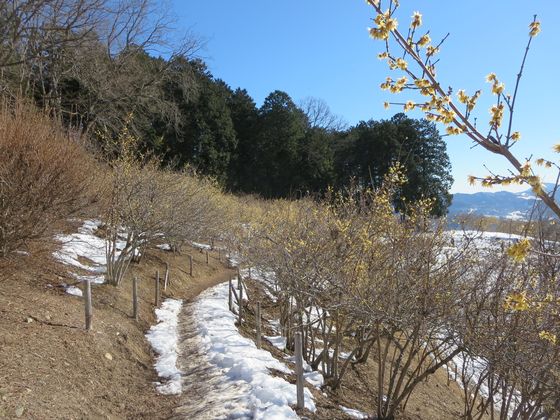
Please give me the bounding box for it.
[0,0,453,215]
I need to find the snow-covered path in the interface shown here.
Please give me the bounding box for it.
[172,301,252,419]
[172,280,316,419]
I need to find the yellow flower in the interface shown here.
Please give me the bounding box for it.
[369,27,388,40]
[426,45,439,56]
[492,82,505,95]
[385,17,398,32]
[384,102,390,109]
[486,73,497,83]
[395,58,408,70]
[457,90,469,104]
[511,131,521,141]
[467,175,476,186]
[380,77,393,90]
[529,20,541,37]
[439,108,456,124]
[507,238,531,263]
[539,330,557,345]
[411,11,422,29]
[446,126,463,135]
[417,34,431,47]
[553,144,560,153]
[378,51,389,60]
[404,101,415,112]
[489,104,505,127]
[504,291,530,311]
[396,76,408,86]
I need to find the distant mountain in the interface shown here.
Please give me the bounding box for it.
[448,185,556,220]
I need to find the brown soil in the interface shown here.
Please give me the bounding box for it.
[0,219,235,420]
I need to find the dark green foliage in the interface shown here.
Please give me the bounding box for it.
[226,88,259,190]
[334,113,453,216]
[1,24,453,213]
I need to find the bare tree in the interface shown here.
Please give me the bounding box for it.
[299,96,347,131]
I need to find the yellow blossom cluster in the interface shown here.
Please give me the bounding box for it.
[489,103,505,127]
[503,291,530,311]
[368,11,398,40]
[417,34,430,47]
[456,89,481,112]
[414,78,435,96]
[507,238,531,263]
[403,100,415,112]
[410,11,422,29]
[380,76,408,93]
[486,73,505,96]
[536,158,553,168]
[529,20,541,37]
[446,126,463,135]
[538,330,557,345]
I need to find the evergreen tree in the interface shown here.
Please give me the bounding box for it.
[249,90,307,197]
[226,88,259,191]
[335,114,453,216]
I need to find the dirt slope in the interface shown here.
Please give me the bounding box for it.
[0,221,235,419]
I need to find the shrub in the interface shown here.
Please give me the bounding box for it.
[0,102,95,256]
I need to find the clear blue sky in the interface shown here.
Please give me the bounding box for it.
[171,0,560,193]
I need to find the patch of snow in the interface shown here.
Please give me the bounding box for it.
[194,280,317,418]
[53,219,110,283]
[264,335,287,351]
[64,285,83,297]
[191,241,211,251]
[304,371,324,389]
[146,299,184,395]
[157,243,172,251]
[241,267,278,302]
[340,405,368,418]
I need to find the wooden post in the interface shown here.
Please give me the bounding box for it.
[188,254,193,276]
[294,332,305,410]
[155,270,160,307]
[164,263,169,291]
[256,301,262,349]
[84,280,92,331]
[237,267,242,290]
[238,281,243,326]
[248,267,252,280]
[211,238,214,250]
[228,277,233,312]
[206,250,209,264]
[132,276,139,321]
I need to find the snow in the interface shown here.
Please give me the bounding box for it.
[304,371,324,389]
[192,241,211,251]
[265,335,287,351]
[53,219,113,284]
[145,299,184,395]
[194,280,317,418]
[64,285,83,297]
[157,243,172,251]
[240,267,278,302]
[340,405,369,419]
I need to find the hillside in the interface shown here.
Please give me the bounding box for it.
[0,218,236,419]
[448,186,556,220]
